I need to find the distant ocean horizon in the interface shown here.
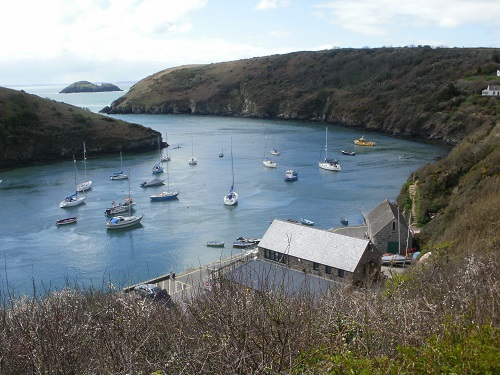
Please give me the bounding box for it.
[0,85,448,297]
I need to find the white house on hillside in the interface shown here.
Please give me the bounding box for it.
[482,85,500,96]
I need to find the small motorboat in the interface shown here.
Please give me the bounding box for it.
[56,217,77,226]
[270,149,280,156]
[105,198,136,216]
[207,241,225,247]
[341,150,355,156]
[233,241,256,248]
[300,218,314,226]
[236,237,260,245]
[354,136,376,146]
[284,169,298,181]
[140,178,165,187]
[340,217,348,225]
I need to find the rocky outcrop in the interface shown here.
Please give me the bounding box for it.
[60,81,122,93]
[101,47,500,146]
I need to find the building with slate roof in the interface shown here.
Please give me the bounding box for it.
[365,199,413,255]
[257,219,382,285]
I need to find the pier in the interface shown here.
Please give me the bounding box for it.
[123,249,258,301]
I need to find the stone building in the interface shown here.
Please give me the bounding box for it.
[365,199,412,255]
[257,219,382,285]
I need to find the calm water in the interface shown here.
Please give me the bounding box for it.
[0,85,448,296]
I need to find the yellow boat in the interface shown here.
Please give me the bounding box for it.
[354,136,376,146]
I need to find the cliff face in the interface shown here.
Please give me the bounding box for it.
[102,47,500,145]
[0,87,160,169]
[60,81,122,93]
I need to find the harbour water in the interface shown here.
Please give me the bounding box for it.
[0,84,448,296]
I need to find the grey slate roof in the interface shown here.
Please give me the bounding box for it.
[259,219,370,272]
[224,259,339,295]
[365,199,408,235]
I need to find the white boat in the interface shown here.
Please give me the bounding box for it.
[161,133,171,162]
[56,217,77,226]
[105,198,136,216]
[60,157,86,208]
[284,169,298,181]
[381,254,412,266]
[110,151,128,180]
[189,132,197,165]
[319,127,341,171]
[76,142,93,191]
[140,178,165,187]
[107,169,143,230]
[150,158,179,201]
[224,138,238,206]
[152,136,164,173]
[300,218,314,226]
[262,135,277,168]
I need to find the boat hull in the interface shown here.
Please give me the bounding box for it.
[60,196,86,208]
[207,241,225,247]
[150,192,179,201]
[224,192,238,206]
[300,218,314,226]
[263,159,277,168]
[140,179,165,187]
[106,215,143,230]
[76,180,92,192]
[319,161,341,171]
[56,217,77,226]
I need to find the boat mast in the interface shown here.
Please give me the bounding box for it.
[83,142,87,180]
[230,137,234,189]
[325,127,328,160]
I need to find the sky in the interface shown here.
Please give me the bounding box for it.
[1,0,499,86]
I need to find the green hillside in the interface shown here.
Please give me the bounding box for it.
[0,87,161,168]
[103,47,500,145]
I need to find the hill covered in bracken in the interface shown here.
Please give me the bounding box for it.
[0,87,161,169]
[102,46,500,146]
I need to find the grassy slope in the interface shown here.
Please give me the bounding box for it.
[0,87,160,168]
[106,47,500,145]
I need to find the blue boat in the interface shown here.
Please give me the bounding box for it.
[284,169,298,181]
[341,217,348,225]
[150,191,179,201]
[300,218,314,226]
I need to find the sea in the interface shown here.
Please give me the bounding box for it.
[0,83,448,297]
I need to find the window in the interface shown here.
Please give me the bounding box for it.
[392,221,396,231]
[338,269,345,278]
[313,262,320,271]
[325,266,332,274]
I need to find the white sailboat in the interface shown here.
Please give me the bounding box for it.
[319,127,341,171]
[106,168,143,230]
[224,138,238,206]
[76,142,92,191]
[110,151,128,180]
[60,157,86,208]
[152,136,164,173]
[188,132,197,165]
[161,133,171,162]
[150,151,179,201]
[262,135,277,168]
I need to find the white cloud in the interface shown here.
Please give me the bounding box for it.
[255,0,290,10]
[315,0,500,36]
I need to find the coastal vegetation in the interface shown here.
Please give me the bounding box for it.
[0,47,498,373]
[102,46,500,146]
[0,87,161,168]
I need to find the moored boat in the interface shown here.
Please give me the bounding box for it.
[105,198,136,216]
[56,217,77,226]
[300,218,314,226]
[233,241,256,248]
[140,178,165,187]
[284,169,298,181]
[341,150,355,156]
[150,191,179,201]
[354,136,376,146]
[319,127,341,171]
[381,253,412,266]
[340,217,348,225]
[207,241,225,247]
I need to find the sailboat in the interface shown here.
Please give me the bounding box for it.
[106,168,143,229]
[152,136,164,173]
[76,142,92,191]
[262,135,277,168]
[110,151,128,180]
[60,157,86,208]
[161,133,171,162]
[270,136,280,155]
[150,152,179,201]
[224,138,238,206]
[319,127,341,171]
[188,132,197,165]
